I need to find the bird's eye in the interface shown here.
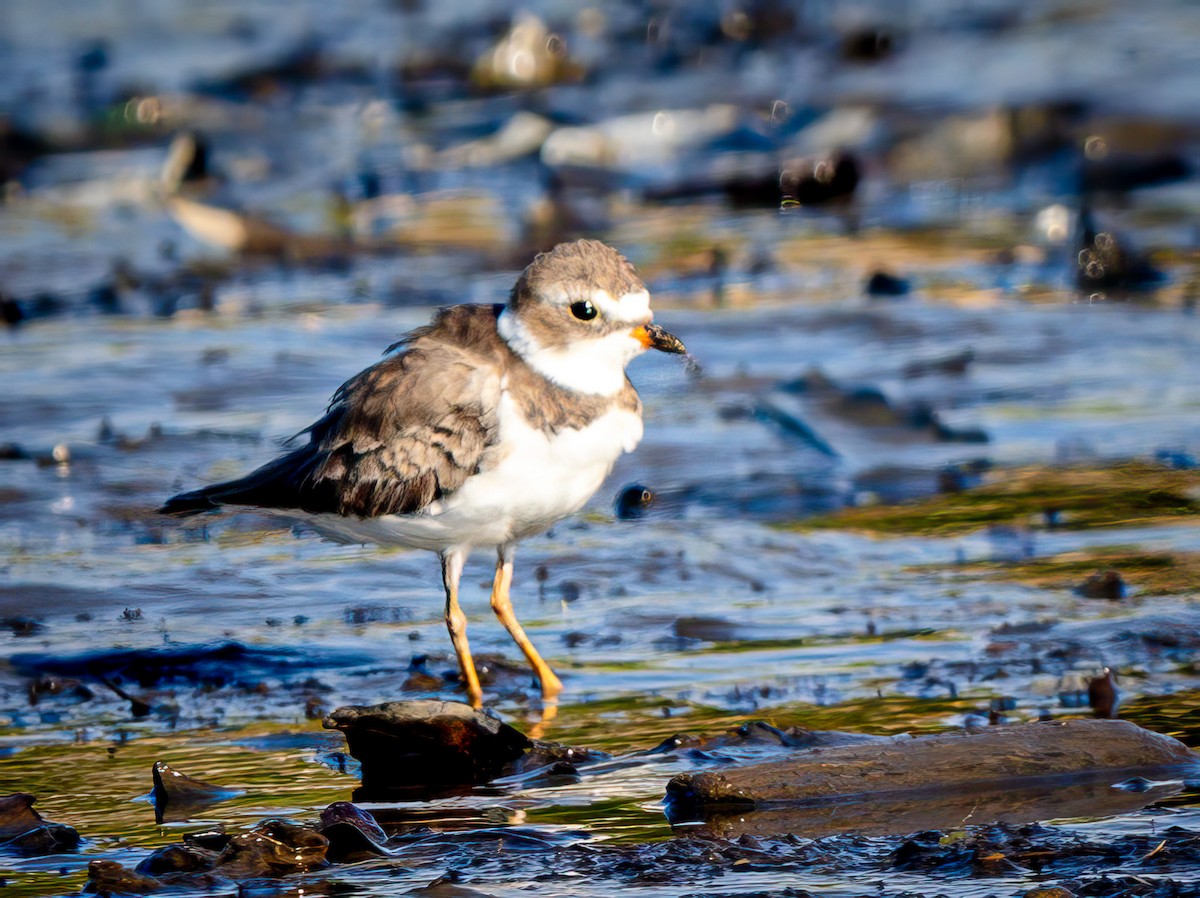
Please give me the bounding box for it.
[569,300,598,321]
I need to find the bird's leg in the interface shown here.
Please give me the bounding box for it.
[490,544,563,703]
[441,548,482,709]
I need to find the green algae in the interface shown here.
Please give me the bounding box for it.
[932,547,1200,597]
[790,462,1200,537]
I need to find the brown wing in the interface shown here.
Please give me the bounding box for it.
[161,305,505,519]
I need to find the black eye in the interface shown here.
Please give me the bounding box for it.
[569,300,598,321]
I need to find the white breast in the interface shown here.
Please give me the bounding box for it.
[305,392,642,552]
[443,392,643,541]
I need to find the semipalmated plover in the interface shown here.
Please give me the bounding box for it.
[162,239,685,710]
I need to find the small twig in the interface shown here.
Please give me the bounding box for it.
[1140,839,1167,861]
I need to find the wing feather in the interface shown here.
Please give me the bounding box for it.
[161,305,505,519]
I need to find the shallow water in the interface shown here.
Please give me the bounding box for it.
[3,0,1200,895]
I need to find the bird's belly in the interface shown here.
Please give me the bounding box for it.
[304,403,643,552]
[441,403,644,543]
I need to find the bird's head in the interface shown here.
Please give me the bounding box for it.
[498,239,685,395]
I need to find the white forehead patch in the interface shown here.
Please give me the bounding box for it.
[590,288,651,323]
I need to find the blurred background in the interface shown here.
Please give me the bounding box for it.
[1,2,1200,893]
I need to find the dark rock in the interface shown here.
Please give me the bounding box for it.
[903,349,973,378]
[27,675,94,705]
[318,801,393,861]
[864,270,911,298]
[11,641,371,691]
[841,27,898,63]
[0,793,81,854]
[615,483,655,519]
[406,879,501,897]
[135,843,220,876]
[182,829,231,852]
[665,719,1198,838]
[511,741,608,774]
[151,761,238,822]
[780,151,860,207]
[1088,668,1121,718]
[674,616,741,642]
[1076,570,1127,600]
[215,819,328,876]
[1,291,23,327]
[1082,151,1191,194]
[0,442,30,460]
[84,860,163,894]
[323,700,531,796]
[1075,208,1163,292]
[2,617,44,637]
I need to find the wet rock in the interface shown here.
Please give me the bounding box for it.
[323,700,531,795]
[937,459,991,493]
[1,291,23,327]
[511,741,607,775]
[1076,570,1127,600]
[0,441,30,460]
[435,112,555,169]
[0,793,81,854]
[472,13,581,90]
[1075,209,1163,292]
[318,801,392,861]
[84,860,163,894]
[160,132,212,192]
[183,828,231,852]
[215,819,328,876]
[864,270,911,297]
[888,108,1017,180]
[541,106,740,173]
[840,27,899,63]
[12,641,371,692]
[614,483,655,520]
[136,843,220,876]
[1081,148,1191,194]
[780,151,860,207]
[903,350,974,378]
[674,616,741,642]
[0,119,54,183]
[27,675,94,705]
[192,41,325,100]
[1088,668,1121,719]
[151,761,238,822]
[2,616,44,637]
[665,719,1199,837]
[166,195,349,260]
[406,878,500,897]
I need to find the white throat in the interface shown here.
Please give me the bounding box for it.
[498,308,643,396]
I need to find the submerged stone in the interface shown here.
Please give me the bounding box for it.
[318,801,393,861]
[665,719,1199,838]
[151,760,239,823]
[215,818,328,876]
[0,793,81,855]
[1076,569,1127,600]
[84,860,163,894]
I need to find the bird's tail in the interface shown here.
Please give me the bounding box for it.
[159,447,324,517]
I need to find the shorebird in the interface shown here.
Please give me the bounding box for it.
[161,239,685,710]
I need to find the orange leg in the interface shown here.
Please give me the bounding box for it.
[490,545,563,703]
[440,548,482,709]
